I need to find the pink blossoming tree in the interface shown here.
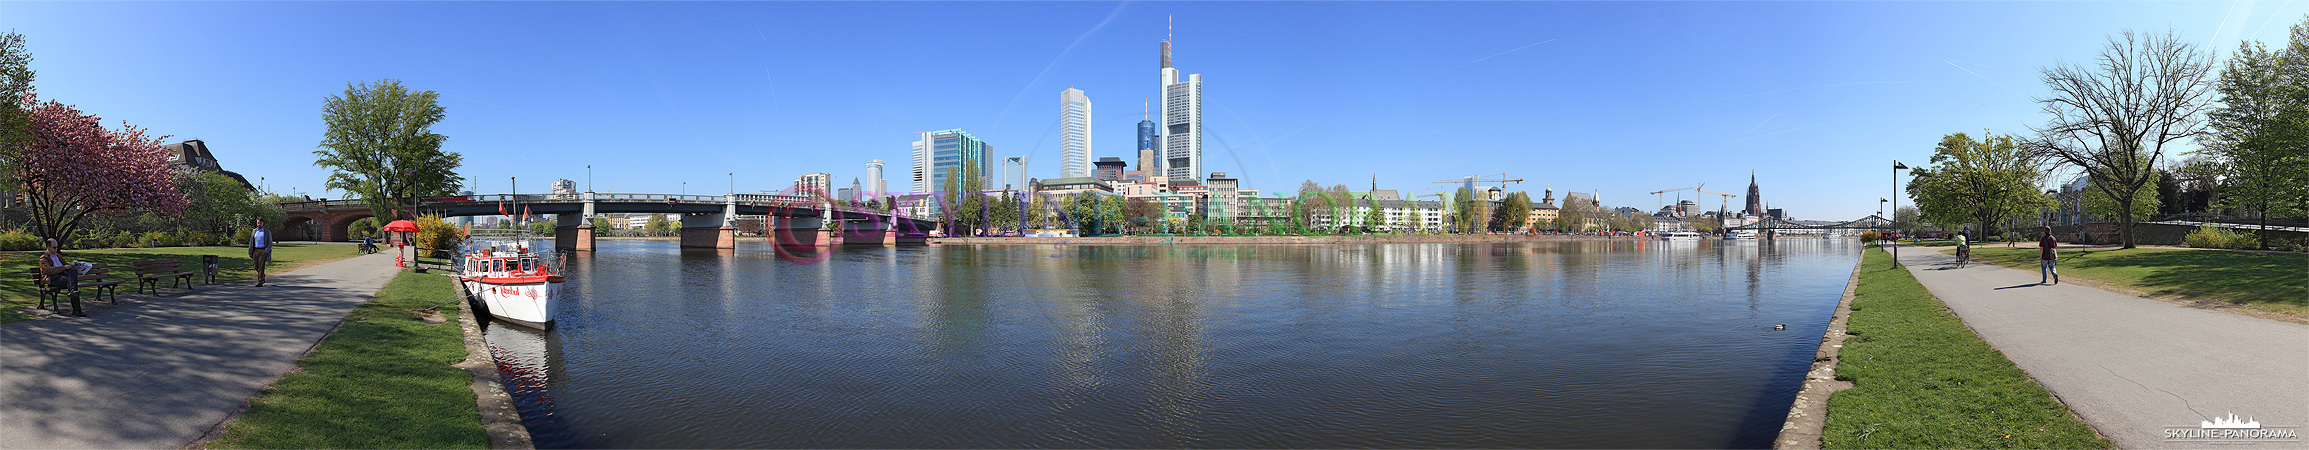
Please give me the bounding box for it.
[14,93,188,241]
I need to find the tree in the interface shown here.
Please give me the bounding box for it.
[1,31,35,187]
[644,214,671,236]
[315,78,464,221]
[1362,196,1385,232]
[2031,29,2217,248]
[528,219,557,236]
[1451,187,1477,233]
[1907,131,2054,238]
[1499,191,1533,233]
[12,95,188,240]
[1893,206,1924,236]
[591,217,615,231]
[1687,215,1721,233]
[1124,197,1158,235]
[2200,18,2309,248]
[1099,195,1124,235]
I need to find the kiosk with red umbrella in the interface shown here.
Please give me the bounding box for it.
[383,219,420,267]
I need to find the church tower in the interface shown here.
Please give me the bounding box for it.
[1745,172,1764,216]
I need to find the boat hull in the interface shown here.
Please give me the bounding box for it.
[465,279,558,329]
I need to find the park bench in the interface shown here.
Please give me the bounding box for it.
[28,263,125,315]
[132,258,199,296]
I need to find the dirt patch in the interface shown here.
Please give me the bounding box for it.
[414,308,447,325]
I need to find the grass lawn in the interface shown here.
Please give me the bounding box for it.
[1822,245,2111,449]
[1959,246,2309,320]
[0,244,361,324]
[204,271,487,449]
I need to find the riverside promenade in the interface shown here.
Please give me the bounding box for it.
[0,251,400,449]
[1888,243,2308,448]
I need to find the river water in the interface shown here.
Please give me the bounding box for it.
[481,239,1860,448]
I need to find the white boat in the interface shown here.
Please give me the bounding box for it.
[460,237,563,330]
[1660,231,1703,240]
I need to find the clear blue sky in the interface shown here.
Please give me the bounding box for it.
[5,1,2286,221]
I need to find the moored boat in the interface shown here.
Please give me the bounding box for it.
[1660,231,1703,240]
[460,237,563,330]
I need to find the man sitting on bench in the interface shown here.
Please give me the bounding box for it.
[38,238,76,291]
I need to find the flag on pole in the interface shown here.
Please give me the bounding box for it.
[498,200,508,216]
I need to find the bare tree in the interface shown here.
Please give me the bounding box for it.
[2030,29,2217,248]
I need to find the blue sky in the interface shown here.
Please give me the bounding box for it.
[5,1,2288,221]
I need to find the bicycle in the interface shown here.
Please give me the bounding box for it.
[1955,245,1970,268]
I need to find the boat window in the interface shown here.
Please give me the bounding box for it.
[521,259,535,272]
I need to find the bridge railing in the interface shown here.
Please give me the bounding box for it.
[286,193,833,211]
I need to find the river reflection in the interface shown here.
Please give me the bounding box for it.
[481,238,1858,448]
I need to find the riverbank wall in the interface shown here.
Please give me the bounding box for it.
[930,235,1655,245]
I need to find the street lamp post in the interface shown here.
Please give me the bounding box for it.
[1893,160,1908,259]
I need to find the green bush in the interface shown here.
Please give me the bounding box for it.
[109,231,138,248]
[139,231,174,248]
[0,229,42,251]
[1859,230,1881,242]
[2182,225,2260,250]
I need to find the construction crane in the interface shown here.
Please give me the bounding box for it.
[1650,183,1739,217]
[1432,174,1524,201]
[1649,186,1694,213]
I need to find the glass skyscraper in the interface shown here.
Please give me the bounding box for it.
[912,129,993,194]
[1059,88,1092,179]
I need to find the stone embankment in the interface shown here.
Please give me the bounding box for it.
[931,235,1644,245]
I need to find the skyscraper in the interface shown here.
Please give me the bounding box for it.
[796,173,832,197]
[1137,100,1160,175]
[1059,88,1093,179]
[912,129,994,194]
[865,159,886,198]
[1159,21,1204,180]
[910,135,930,194]
[1002,156,1029,191]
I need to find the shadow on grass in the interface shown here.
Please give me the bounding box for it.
[1974,247,2307,306]
[2,245,359,323]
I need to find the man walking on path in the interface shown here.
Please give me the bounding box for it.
[1887,243,2307,448]
[2038,229,2059,284]
[0,251,402,449]
[249,218,274,287]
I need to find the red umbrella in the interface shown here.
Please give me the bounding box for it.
[382,220,420,232]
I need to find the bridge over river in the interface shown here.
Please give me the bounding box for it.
[279,193,932,250]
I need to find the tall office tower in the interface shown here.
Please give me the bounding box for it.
[910,135,930,194]
[918,129,993,193]
[1158,24,1204,180]
[1002,156,1029,191]
[1745,172,1763,216]
[1059,88,1093,179]
[1137,99,1160,175]
[865,159,886,197]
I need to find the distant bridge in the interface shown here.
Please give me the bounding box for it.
[279,193,931,249]
[1722,215,1892,233]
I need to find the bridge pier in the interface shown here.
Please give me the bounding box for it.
[772,215,825,247]
[679,195,740,249]
[556,222,595,251]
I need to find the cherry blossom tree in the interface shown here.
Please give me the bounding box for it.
[14,93,188,241]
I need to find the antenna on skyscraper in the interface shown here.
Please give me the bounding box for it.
[1167,15,1173,42]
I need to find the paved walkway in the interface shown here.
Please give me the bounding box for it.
[0,252,402,449]
[1888,244,2309,448]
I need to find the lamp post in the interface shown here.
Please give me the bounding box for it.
[1893,160,1909,259]
[728,173,734,195]
[587,165,593,192]
[1879,198,1888,246]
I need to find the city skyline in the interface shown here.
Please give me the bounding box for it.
[3,2,2281,220]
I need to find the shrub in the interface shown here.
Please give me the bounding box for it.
[0,229,42,251]
[140,231,175,248]
[110,231,138,248]
[1858,230,1881,242]
[415,213,464,258]
[2182,225,2259,250]
[186,231,218,247]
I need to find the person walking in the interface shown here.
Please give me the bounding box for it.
[250,217,275,287]
[2039,229,2060,284]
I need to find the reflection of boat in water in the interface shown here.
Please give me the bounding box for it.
[460,235,563,330]
[483,319,579,447]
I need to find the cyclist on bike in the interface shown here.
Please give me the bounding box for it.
[1954,229,1971,265]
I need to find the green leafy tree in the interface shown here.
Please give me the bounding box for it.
[1893,206,1924,236]
[1499,191,1533,233]
[1907,131,2054,238]
[179,172,263,235]
[591,217,614,231]
[528,219,556,236]
[2201,18,2309,248]
[0,31,34,189]
[1099,195,1123,235]
[2032,29,2217,248]
[1362,196,1385,232]
[315,78,463,221]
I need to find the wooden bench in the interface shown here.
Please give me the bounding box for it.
[28,263,125,315]
[132,259,199,296]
